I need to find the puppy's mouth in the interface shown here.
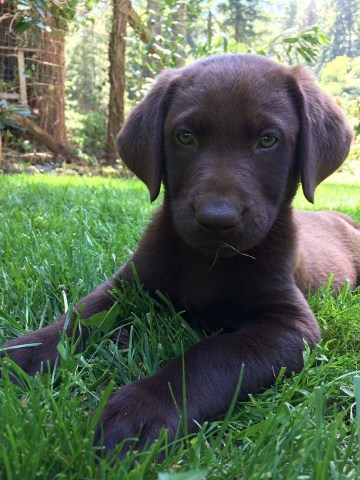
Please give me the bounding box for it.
[173,217,262,258]
[198,242,256,260]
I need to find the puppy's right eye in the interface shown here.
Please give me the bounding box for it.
[259,134,278,149]
[176,130,194,146]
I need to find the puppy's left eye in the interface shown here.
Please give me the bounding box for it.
[176,130,194,146]
[259,135,278,149]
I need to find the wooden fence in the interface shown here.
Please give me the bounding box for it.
[0,45,38,105]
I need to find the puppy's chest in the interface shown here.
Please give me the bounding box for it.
[185,299,254,332]
[170,269,253,331]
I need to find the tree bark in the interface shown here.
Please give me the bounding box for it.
[0,2,67,145]
[29,25,67,144]
[106,0,130,163]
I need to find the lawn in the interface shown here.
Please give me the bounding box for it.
[0,174,359,479]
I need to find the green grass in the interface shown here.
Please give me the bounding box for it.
[0,174,359,479]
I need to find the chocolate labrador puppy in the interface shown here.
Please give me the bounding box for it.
[2,54,360,454]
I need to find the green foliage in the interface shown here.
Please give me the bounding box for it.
[324,0,360,61]
[66,5,110,113]
[320,56,360,134]
[67,110,107,156]
[262,25,329,64]
[217,0,262,43]
[12,0,359,158]
[321,56,360,96]
[13,0,89,32]
[14,0,53,33]
[124,1,331,106]
[126,0,190,102]
[189,25,329,67]
[64,1,110,156]
[0,175,359,478]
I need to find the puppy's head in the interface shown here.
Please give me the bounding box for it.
[117,55,352,256]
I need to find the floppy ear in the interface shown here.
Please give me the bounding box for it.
[290,66,353,203]
[116,69,178,202]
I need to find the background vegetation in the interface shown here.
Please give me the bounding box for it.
[66,0,360,159]
[1,0,359,166]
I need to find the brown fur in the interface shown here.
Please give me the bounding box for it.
[2,54,359,455]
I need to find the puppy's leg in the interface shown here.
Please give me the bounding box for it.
[1,281,116,376]
[94,288,320,454]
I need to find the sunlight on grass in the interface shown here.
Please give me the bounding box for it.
[295,175,360,214]
[294,182,360,218]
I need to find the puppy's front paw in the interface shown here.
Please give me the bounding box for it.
[94,379,190,456]
[1,327,61,377]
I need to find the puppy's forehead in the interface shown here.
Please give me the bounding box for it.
[168,55,295,120]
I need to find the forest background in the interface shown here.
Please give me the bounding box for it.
[0,0,359,173]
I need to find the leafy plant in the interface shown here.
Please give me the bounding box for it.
[125,1,330,107]
[14,0,79,33]
[0,100,32,130]
[259,25,330,65]
[0,100,32,161]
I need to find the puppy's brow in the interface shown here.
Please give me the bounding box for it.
[168,111,213,134]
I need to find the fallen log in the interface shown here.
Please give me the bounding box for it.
[8,114,78,162]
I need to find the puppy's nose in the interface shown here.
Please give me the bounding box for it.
[195,201,240,234]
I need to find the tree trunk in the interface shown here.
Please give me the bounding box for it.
[0,3,67,146]
[106,0,130,163]
[29,25,67,145]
